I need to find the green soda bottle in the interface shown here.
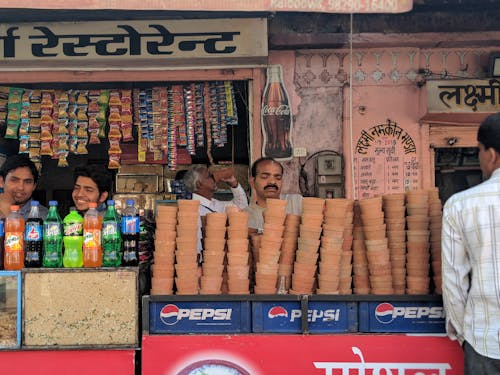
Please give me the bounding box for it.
[42,201,63,268]
[62,207,84,268]
[102,200,122,267]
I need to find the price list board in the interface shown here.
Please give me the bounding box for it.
[353,121,419,199]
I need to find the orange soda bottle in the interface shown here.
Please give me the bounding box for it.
[4,205,25,270]
[83,202,102,267]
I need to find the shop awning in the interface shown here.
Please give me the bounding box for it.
[0,0,413,13]
[419,112,493,126]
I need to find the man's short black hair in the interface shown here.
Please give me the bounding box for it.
[477,112,500,154]
[250,157,284,177]
[0,154,39,184]
[73,164,113,196]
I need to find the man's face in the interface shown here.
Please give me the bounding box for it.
[196,168,217,196]
[478,142,497,180]
[72,176,106,212]
[250,160,283,205]
[0,166,37,206]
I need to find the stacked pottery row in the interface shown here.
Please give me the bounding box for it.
[225,209,251,294]
[150,204,178,295]
[254,198,287,294]
[174,200,201,295]
[290,197,325,295]
[200,212,227,295]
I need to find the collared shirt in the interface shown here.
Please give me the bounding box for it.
[19,199,49,220]
[192,184,248,253]
[441,167,500,359]
[246,193,303,232]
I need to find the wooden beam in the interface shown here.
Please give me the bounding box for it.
[270,31,500,50]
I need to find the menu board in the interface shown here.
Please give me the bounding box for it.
[354,120,419,199]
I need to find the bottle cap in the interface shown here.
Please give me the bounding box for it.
[49,200,58,206]
[31,200,39,206]
[10,205,20,210]
[126,199,135,205]
[107,200,115,205]
[89,202,97,208]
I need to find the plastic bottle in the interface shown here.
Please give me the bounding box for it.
[121,199,139,266]
[102,200,122,267]
[4,205,25,270]
[0,219,4,270]
[24,200,44,268]
[62,207,84,268]
[83,202,102,267]
[42,201,63,268]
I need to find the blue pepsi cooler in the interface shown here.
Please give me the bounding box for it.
[252,299,357,333]
[145,296,251,334]
[359,300,446,333]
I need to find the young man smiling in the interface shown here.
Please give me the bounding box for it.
[72,164,113,216]
[0,154,48,219]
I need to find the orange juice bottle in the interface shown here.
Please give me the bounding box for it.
[83,202,102,267]
[4,205,25,270]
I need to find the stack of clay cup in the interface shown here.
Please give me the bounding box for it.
[405,190,431,294]
[291,197,324,295]
[316,198,352,294]
[339,199,355,294]
[278,214,301,293]
[352,201,370,294]
[226,208,251,294]
[150,205,178,295]
[359,196,394,295]
[174,199,200,295]
[200,212,227,295]
[428,188,443,294]
[382,193,407,294]
[254,198,287,294]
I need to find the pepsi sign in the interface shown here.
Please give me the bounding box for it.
[147,299,251,333]
[359,301,446,333]
[253,301,357,333]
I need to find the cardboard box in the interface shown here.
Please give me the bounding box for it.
[23,268,138,348]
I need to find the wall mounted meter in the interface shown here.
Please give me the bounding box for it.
[315,154,344,198]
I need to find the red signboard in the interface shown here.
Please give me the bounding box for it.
[0,350,135,375]
[143,334,463,375]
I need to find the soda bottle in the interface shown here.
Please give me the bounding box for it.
[0,219,4,269]
[62,207,84,268]
[121,199,139,266]
[102,200,122,267]
[4,205,25,270]
[42,201,63,268]
[24,200,43,267]
[83,202,102,267]
[261,64,293,160]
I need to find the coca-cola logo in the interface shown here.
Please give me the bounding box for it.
[262,104,290,116]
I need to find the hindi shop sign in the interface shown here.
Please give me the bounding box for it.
[142,334,463,375]
[427,79,500,113]
[0,18,268,70]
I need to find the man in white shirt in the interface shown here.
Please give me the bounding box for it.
[246,157,302,233]
[442,112,500,374]
[183,165,248,253]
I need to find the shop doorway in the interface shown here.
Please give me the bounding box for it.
[434,147,482,203]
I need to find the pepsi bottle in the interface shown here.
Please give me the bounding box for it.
[24,201,43,267]
[121,199,139,266]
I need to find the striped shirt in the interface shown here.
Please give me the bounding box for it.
[442,167,500,359]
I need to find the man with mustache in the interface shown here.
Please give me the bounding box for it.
[0,154,48,220]
[247,157,302,232]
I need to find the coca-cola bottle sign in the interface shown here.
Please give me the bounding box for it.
[261,64,293,160]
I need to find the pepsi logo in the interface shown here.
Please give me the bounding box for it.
[268,306,288,319]
[375,303,395,324]
[160,304,180,325]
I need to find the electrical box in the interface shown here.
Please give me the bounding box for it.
[315,154,344,198]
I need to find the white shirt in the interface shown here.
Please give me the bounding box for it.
[246,193,303,232]
[192,184,248,253]
[441,167,500,359]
